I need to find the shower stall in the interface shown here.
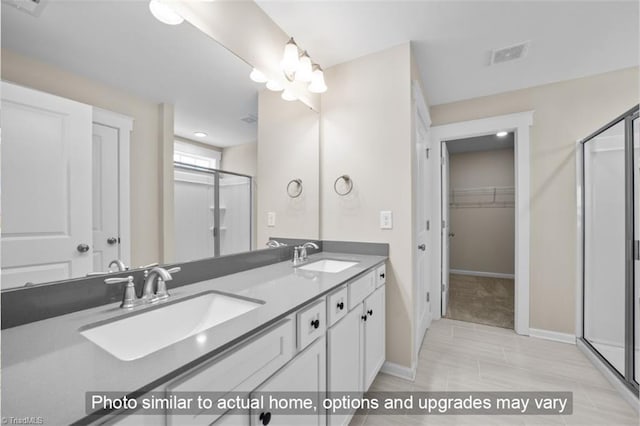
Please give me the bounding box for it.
[173,163,252,262]
[581,105,639,394]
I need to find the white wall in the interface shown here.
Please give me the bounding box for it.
[256,90,319,246]
[449,148,515,275]
[321,43,415,369]
[222,142,257,177]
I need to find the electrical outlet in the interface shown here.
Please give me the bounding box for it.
[267,212,276,227]
[380,211,393,229]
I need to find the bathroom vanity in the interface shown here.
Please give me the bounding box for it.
[1,249,387,425]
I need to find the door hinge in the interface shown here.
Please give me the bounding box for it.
[441,156,445,165]
[426,292,430,302]
[212,227,218,237]
[425,148,430,159]
[635,240,640,261]
[426,220,430,231]
[441,283,445,291]
[441,220,446,229]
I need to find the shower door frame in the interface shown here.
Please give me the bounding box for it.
[174,162,253,258]
[580,104,639,395]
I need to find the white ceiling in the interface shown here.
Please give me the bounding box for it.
[1,0,260,147]
[446,132,514,154]
[257,0,639,105]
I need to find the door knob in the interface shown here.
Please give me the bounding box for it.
[107,237,118,245]
[77,244,90,253]
[259,412,271,425]
[418,244,426,251]
[337,302,344,310]
[448,232,455,238]
[367,309,373,316]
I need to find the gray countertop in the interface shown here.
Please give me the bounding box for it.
[1,252,386,425]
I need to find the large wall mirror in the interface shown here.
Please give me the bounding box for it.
[1,0,319,290]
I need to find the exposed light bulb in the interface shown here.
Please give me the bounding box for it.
[281,38,300,78]
[296,51,313,82]
[249,68,268,83]
[149,0,184,25]
[281,89,297,101]
[496,131,508,137]
[266,80,284,92]
[308,65,327,93]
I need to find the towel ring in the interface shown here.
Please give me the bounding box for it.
[334,174,353,196]
[286,178,303,198]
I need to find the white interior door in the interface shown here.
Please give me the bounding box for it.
[441,144,451,316]
[1,82,92,288]
[415,115,432,349]
[92,123,120,272]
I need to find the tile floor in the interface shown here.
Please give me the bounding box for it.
[350,318,639,425]
[445,274,514,329]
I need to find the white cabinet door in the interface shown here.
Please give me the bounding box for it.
[92,123,120,272]
[251,336,326,426]
[1,82,93,288]
[327,305,363,426]
[363,285,386,391]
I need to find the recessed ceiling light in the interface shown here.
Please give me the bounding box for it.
[496,131,508,137]
[194,132,207,138]
[148,0,184,25]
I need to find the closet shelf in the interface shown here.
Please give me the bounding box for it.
[449,186,515,209]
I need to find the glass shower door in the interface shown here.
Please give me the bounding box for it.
[634,116,639,385]
[583,119,626,375]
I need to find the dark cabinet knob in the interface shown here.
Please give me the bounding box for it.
[311,319,320,329]
[259,412,271,425]
[107,237,118,245]
[418,244,426,251]
[380,272,385,279]
[76,244,90,253]
[367,309,373,316]
[361,315,367,322]
[337,302,344,310]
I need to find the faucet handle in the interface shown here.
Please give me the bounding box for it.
[104,276,137,309]
[166,267,181,275]
[104,276,134,284]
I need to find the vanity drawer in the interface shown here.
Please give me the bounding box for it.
[327,286,348,327]
[375,264,386,288]
[297,299,326,350]
[348,271,375,310]
[165,319,294,425]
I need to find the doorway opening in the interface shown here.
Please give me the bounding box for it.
[442,133,515,329]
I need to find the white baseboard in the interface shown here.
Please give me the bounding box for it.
[529,328,576,344]
[450,269,515,279]
[380,361,416,381]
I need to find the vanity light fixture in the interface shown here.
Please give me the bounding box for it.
[496,131,508,137]
[249,68,268,83]
[266,80,284,92]
[281,38,301,81]
[296,51,313,83]
[194,132,207,138]
[148,0,184,25]
[281,89,297,102]
[308,64,328,94]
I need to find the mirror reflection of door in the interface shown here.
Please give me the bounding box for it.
[1,82,94,288]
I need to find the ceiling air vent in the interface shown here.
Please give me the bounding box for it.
[2,0,48,16]
[240,114,257,124]
[489,41,529,65]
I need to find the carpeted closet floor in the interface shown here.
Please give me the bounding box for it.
[444,273,514,329]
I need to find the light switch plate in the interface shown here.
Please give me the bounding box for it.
[267,212,276,227]
[380,211,393,229]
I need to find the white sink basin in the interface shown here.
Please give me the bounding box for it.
[80,291,263,361]
[298,259,358,273]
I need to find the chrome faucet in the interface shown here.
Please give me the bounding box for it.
[292,242,319,266]
[143,267,181,302]
[109,259,127,272]
[104,266,181,309]
[300,242,319,261]
[266,240,287,248]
